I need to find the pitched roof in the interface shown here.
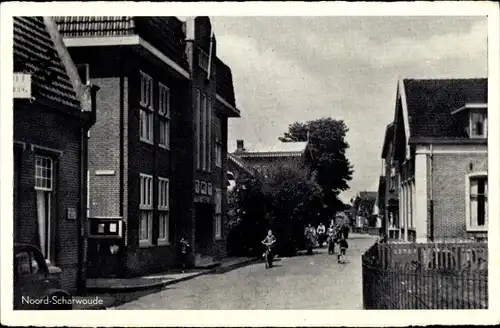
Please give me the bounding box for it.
[235,141,308,158]
[381,123,394,159]
[215,57,236,108]
[358,191,377,200]
[402,78,487,140]
[227,153,254,176]
[14,17,80,110]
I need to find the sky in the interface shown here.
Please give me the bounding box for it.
[208,16,488,202]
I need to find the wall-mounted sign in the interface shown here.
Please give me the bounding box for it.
[88,217,123,239]
[200,181,207,195]
[207,183,213,195]
[66,207,77,220]
[13,73,32,99]
[195,180,200,193]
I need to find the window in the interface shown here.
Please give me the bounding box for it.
[214,188,222,239]
[198,49,209,72]
[207,97,212,172]
[140,72,154,143]
[158,212,170,245]
[35,155,53,261]
[140,71,154,108]
[470,112,487,138]
[201,93,207,170]
[15,251,42,277]
[158,177,169,210]
[140,174,153,246]
[158,83,171,149]
[196,90,202,170]
[466,174,488,231]
[215,118,222,167]
[158,177,170,245]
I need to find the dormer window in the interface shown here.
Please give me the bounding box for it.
[470,111,487,138]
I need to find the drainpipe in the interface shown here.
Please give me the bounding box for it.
[429,144,434,242]
[78,84,99,295]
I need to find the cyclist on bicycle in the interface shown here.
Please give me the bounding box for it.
[262,229,276,259]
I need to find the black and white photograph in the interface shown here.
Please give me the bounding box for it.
[1,1,499,327]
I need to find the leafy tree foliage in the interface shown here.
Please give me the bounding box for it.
[279,118,354,213]
[226,160,323,256]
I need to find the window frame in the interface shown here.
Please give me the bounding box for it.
[139,173,153,247]
[139,211,153,247]
[158,212,170,245]
[158,83,171,150]
[207,97,212,172]
[196,89,202,170]
[469,111,488,139]
[140,71,154,144]
[465,172,488,232]
[214,188,222,239]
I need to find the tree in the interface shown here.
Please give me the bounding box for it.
[279,118,354,212]
[226,161,323,256]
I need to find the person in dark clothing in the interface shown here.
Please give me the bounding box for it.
[337,237,348,263]
[179,237,191,273]
[341,224,349,239]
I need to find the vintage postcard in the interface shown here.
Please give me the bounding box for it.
[0,1,499,327]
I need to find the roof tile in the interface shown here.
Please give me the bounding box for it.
[403,78,487,139]
[14,17,80,110]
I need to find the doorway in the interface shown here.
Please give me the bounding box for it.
[194,202,214,256]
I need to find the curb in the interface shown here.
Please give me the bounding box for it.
[86,270,209,294]
[86,257,259,297]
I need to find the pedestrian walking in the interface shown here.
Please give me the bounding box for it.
[316,222,326,247]
[179,237,191,273]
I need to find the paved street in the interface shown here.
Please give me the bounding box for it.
[112,234,377,310]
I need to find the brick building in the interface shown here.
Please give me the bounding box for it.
[13,17,98,293]
[54,16,240,278]
[231,140,309,173]
[384,78,487,242]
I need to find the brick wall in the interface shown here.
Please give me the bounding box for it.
[88,77,122,217]
[14,101,84,293]
[431,152,488,240]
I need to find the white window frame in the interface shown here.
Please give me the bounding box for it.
[158,212,170,245]
[214,188,222,239]
[35,155,53,262]
[158,83,171,150]
[465,172,488,232]
[35,155,53,191]
[140,71,154,144]
[469,111,487,139]
[157,177,170,245]
[139,173,153,247]
[198,49,209,73]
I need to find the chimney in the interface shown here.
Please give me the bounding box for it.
[236,140,245,152]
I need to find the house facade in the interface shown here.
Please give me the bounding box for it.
[13,17,98,293]
[380,123,401,240]
[55,16,240,278]
[385,78,487,243]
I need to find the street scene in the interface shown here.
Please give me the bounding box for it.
[113,235,376,310]
[8,10,491,315]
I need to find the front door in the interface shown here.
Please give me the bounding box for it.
[194,203,214,255]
